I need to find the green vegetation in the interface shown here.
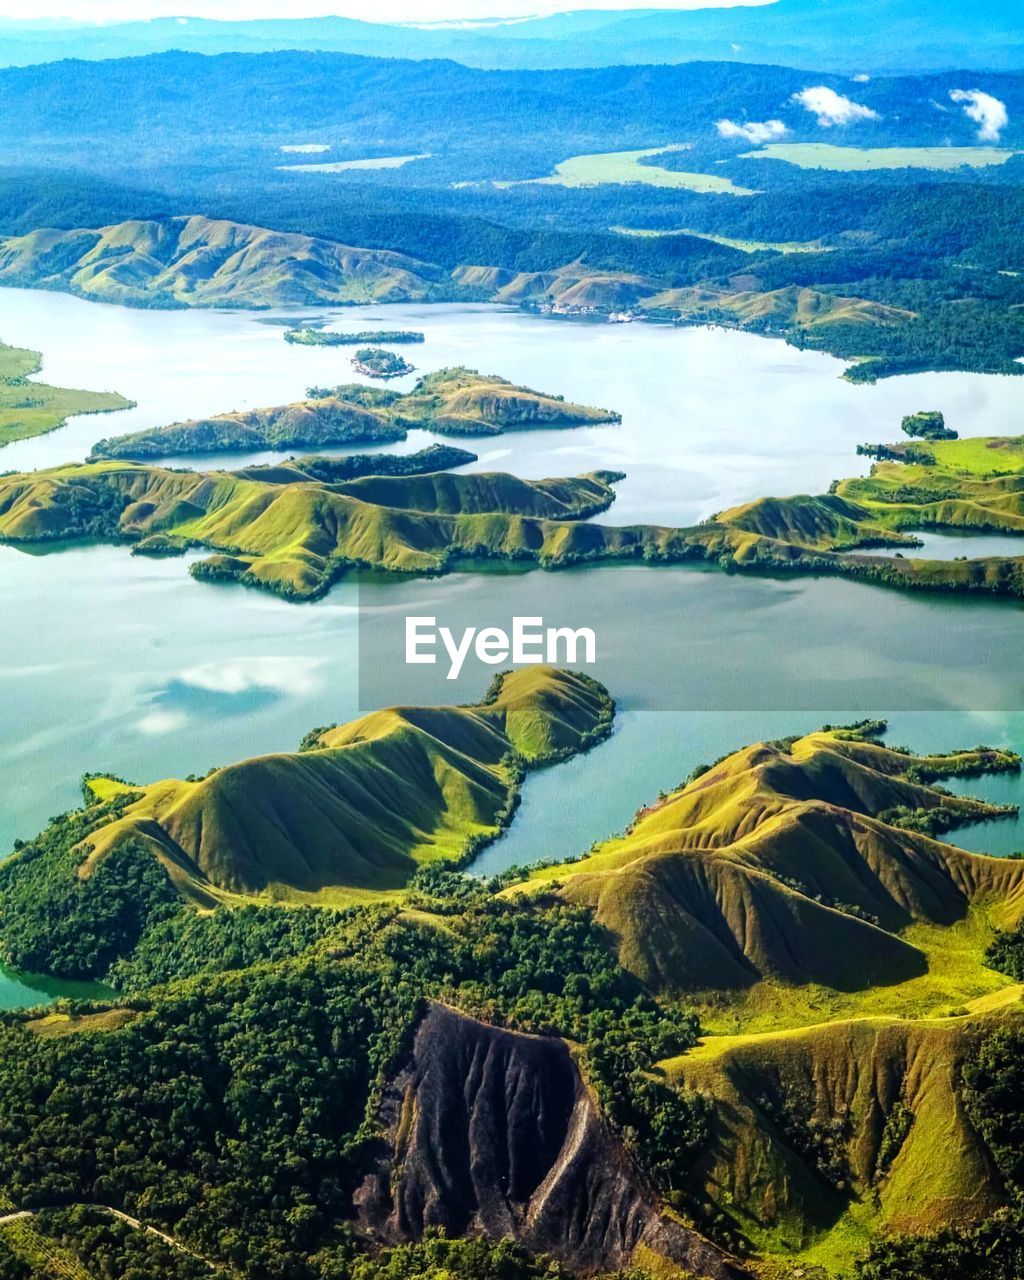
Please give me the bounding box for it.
[0,667,614,976]
[1,694,1023,1278]
[351,346,415,378]
[89,367,619,460]
[284,328,425,346]
[520,728,1023,1016]
[0,216,458,308]
[0,339,130,448]
[741,143,1020,171]
[902,409,957,440]
[854,1024,1024,1279]
[0,888,720,1278]
[91,394,405,460]
[237,444,477,485]
[0,460,629,598]
[11,428,1024,605]
[502,146,757,196]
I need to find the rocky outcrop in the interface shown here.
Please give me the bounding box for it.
[354,1002,749,1279]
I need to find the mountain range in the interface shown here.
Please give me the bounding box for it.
[0,2,1020,72]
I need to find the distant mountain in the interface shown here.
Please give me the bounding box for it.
[0,1,1020,72]
[0,52,1019,169]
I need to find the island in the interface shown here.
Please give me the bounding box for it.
[234,443,477,484]
[902,408,958,440]
[0,461,629,599]
[0,682,1022,1280]
[284,327,425,346]
[0,338,132,448]
[351,346,416,378]
[87,367,621,460]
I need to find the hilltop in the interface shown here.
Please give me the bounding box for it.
[89,367,620,460]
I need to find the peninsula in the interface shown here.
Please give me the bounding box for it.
[0,338,131,448]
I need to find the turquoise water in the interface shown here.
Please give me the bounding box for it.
[0,966,113,1011]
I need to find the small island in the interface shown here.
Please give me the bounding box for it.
[284,327,425,346]
[902,409,958,441]
[352,346,416,379]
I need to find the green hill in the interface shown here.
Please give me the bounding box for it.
[89,367,619,460]
[519,727,1024,1020]
[89,395,404,459]
[0,460,637,598]
[0,215,454,308]
[665,1006,1022,1269]
[0,668,613,975]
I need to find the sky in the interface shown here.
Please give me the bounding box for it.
[0,0,768,25]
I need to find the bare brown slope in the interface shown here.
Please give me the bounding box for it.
[523,732,1024,995]
[355,1002,750,1280]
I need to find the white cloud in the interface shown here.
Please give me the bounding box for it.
[178,656,324,697]
[950,89,1009,142]
[138,709,188,736]
[717,118,789,143]
[852,73,870,83]
[792,86,880,127]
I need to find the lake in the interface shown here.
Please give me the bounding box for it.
[4,289,1024,527]
[1,289,1023,1005]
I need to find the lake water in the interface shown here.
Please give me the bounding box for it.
[1,290,1023,1005]
[4,289,1024,527]
[862,530,1024,560]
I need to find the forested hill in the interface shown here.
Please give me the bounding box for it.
[0,0,1020,72]
[0,52,1020,168]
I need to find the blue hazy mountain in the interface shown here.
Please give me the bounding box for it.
[0,1,1019,72]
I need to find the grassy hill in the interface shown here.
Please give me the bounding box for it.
[0,667,614,970]
[0,460,634,598]
[518,726,1024,1018]
[7,428,1024,603]
[665,1006,1021,1270]
[709,432,1024,599]
[90,367,619,460]
[0,215,456,308]
[2,693,1024,1277]
[0,337,130,447]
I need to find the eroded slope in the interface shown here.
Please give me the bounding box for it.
[356,1001,749,1280]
